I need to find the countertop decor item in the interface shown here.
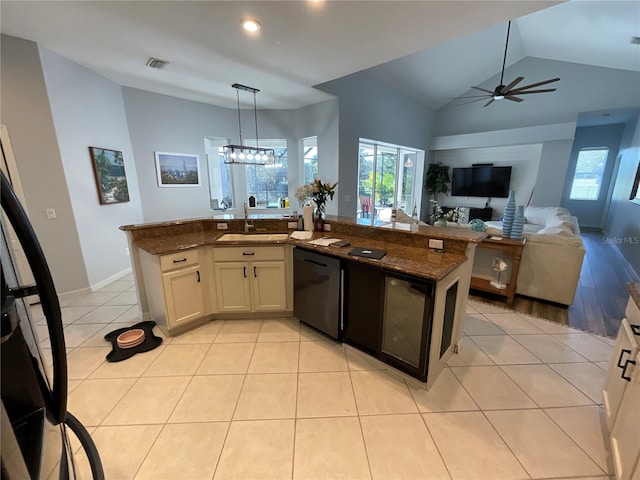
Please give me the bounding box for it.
[105,321,163,362]
[511,205,525,239]
[502,190,516,238]
[301,178,337,231]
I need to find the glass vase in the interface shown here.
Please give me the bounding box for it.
[314,204,325,232]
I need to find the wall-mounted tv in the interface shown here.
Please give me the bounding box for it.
[451,166,512,198]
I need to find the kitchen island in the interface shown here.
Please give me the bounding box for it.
[121,215,486,388]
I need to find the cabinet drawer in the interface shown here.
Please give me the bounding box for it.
[160,249,199,271]
[213,246,285,262]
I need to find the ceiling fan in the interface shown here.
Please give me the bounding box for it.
[458,21,560,107]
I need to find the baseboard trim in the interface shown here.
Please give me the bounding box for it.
[90,268,133,292]
[58,286,92,302]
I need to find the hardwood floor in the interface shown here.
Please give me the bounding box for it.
[470,230,639,338]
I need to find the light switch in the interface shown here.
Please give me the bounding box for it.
[46,209,56,219]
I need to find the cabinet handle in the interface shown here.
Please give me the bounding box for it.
[196,270,200,283]
[621,358,636,382]
[243,266,247,278]
[253,266,257,278]
[630,324,640,336]
[242,252,255,256]
[173,258,187,264]
[617,349,632,369]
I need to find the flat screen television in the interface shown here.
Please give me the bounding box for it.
[451,166,512,198]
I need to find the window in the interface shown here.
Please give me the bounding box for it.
[569,148,609,200]
[302,137,318,184]
[207,138,289,212]
[357,139,423,226]
[205,137,234,210]
[631,161,640,205]
[245,139,288,207]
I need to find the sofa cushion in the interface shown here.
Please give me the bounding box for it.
[528,226,584,246]
[546,215,578,233]
[524,206,571,226]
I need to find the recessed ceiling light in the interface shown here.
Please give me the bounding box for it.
[241,17,261,33]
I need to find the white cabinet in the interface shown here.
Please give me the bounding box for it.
[605,295,640,480]
[610,351,639,480]
[213,246,290,313]
[139,248,208,335]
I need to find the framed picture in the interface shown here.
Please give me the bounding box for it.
[88,146,130,204]
[154,152,200,187]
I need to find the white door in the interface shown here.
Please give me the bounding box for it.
[214,262,251,312]
[251,261,287,312]
[162,265,204,328]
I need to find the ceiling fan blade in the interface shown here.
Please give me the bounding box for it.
[500,76,524,93]
[452,94,493,99]
[509,77,560,93]
[457,97,492,106]
[471,86,497,95]
[483,98,495,107]
[504,95,524,103]
[508,88,557,95]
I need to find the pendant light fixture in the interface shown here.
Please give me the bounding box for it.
[223,83,275,165]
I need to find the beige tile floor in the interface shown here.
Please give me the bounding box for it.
[31,274,616,480]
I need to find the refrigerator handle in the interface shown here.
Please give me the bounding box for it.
[340,269,345,332]
[1,172,67,425]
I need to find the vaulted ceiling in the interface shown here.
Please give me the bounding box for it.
[1,1,638,110]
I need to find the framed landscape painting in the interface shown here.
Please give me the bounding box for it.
[89,146,130,204]
[155,152,200,187]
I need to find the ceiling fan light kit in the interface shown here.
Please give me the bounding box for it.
[462,20,560,107]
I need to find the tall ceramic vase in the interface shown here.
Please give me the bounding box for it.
[502,190,516,238]
[511,205,525,239]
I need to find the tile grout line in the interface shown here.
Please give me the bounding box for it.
[346,349,374,480]
[290,331,301,480]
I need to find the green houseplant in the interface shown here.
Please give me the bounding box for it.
[425,162,450,202]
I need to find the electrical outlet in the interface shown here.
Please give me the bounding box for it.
[125,247,130,256]
[46,208,56,219]
[216,223,228,230]
[288,221,297,229]
[323,223,331,231]
[428,238,444,250]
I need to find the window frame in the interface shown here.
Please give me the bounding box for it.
[568,147,609,201]
[630,161,640,206]
[301,136,318,185]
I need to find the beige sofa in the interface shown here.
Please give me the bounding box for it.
[484,206,585,306]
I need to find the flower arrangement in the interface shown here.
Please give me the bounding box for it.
[431,200,464,223]
[295,179,338,212]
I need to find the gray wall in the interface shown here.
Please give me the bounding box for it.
[531,140,574,207]
[434,57,640,136]
[316,72,434,217]
[39,47,144,287]
[293,100,340,214]
[605,116,640,276]
[0,35,89,294]
[122,88,340,222]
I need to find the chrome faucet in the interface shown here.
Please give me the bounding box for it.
[243,202,254,233]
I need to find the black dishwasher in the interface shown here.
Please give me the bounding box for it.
[293,248,342,339]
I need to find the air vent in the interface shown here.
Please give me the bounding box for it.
[631,36,640,45]
[145,57,169,69]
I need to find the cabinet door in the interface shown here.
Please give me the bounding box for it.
[344,261,383,355]
[162,265,205,328]
[251,261,287,312]
[604,319,639,428]
[215,262,252,312]
[610,351,639,480]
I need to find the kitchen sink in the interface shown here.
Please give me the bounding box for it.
[216,233,289,242]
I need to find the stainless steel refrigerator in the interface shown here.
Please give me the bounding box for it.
[1,171,104,479]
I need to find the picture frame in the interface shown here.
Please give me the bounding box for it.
[154,152,201,187]
[88,146,130,204]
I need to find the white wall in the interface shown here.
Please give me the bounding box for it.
[0,35,90,294]
[531,140,573,207]
[433,144,543,216]
[39,48,144,287]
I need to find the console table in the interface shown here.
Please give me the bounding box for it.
[470,236,525,306]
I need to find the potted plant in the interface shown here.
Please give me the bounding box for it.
[425,162,450,202]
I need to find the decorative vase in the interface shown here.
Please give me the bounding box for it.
[502,190,516,238]
[435,219,447,228]
[314,204,325,232]
[511,205,525,239]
